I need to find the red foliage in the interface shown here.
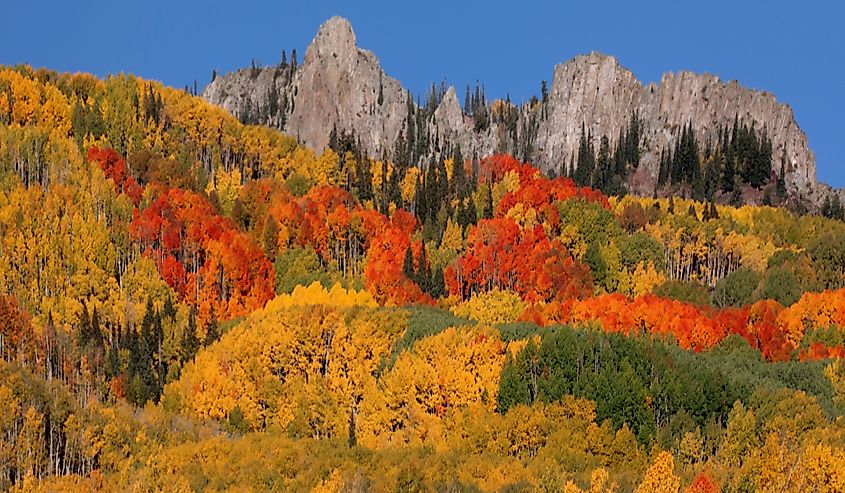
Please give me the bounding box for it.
[363,217,430,305]
[263,185,429,306]
[797,342,845,361]
[479,154,610,224]
[0,295,35,363]
[518,291,826,361]
[87,147,143,205]
[685,472,718,493]
[129,187,274,324]
[445,218,592,303]
[746,299,790,361]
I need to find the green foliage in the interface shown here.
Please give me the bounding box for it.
[385,306,472,368]
[499,327,844,444]
[653,279,710,305]
[618,231,666,272]
[808,231,845,289]
[496,322,545,342]
[712,267,762,307]
[755,266,803,306]
[286,172,312,197]
[274,246,338,294]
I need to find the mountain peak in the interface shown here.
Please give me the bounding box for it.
[205,18,828,206]
[308,16,357,57]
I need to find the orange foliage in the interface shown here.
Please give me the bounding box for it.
[779,288,845,345]
[0,295,36,363]
[363,210,430,305]
[86,147,143,205]
[264,185,429,305]
[798,342,845,361]
[685,472,718,493]
[445,218,592,303]
[129,187,274,323]
[480,154,609,234]
[521,293,804,359]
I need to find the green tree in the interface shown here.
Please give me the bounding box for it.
[712,267,762,307]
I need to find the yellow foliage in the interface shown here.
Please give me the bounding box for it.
[206,167,242,216]
[362,326,509,448]
[267,281,377,310]
[444,157,454,181]
[401,166,420,205]
[620,261,665,297]
[451,289,525,324]
[166,305,404,434]
[312,148,341,187]
[492,170,520,207]
[635,451,679,493]
[505,202,539,230]
[825,360,845,409]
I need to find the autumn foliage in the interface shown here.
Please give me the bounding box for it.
[86,147,143,205]
[5,64,845,492]
[446,218,593,302]
[130,186,274,323]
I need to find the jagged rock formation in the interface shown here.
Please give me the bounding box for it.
[204,16,833,205]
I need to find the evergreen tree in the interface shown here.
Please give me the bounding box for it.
[821,194,845,221]
[403,246,415,282]
[416,244,430,293]
[730,178,743,206]
[464,85,471,115]
[688,204,698,220]
[437,157,450,213]
[709,201,719,220]
[105,339,120,380]
[596,135,611,194]
[776,149,788,198]
[181,308,200,364]
[657,148,669,187]
[262,216,280,261]
[415,175,427,223]
[721,148,735,193]
[483,185,494,219]
[574,123,595,187]
[465,197,477,227]
[387,161,403,210]
[424,160,439,223]
[377,159,387,214]
[431,267,445,298]
[205,308,220,346]
[451,145,466,198]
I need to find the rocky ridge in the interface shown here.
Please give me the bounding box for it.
[203,16,835,206]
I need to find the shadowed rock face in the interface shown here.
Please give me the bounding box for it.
[204,16,832,205]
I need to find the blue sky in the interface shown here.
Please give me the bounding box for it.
[2,1,842,186]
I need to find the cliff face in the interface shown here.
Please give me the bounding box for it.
[529,54,819,198]
[203,16,830,204]
[285,17,407,156]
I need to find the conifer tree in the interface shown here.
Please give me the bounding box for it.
[181,308,200,364]
[403,246,415,282]
[776,149,788,198]
[205,308,220,347]
[483,185,494,219]
[451,145,466,198]
[416,244,430,293]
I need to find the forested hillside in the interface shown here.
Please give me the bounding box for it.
[1,64,845,491]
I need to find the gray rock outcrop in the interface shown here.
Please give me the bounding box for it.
[203,16,833,205]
